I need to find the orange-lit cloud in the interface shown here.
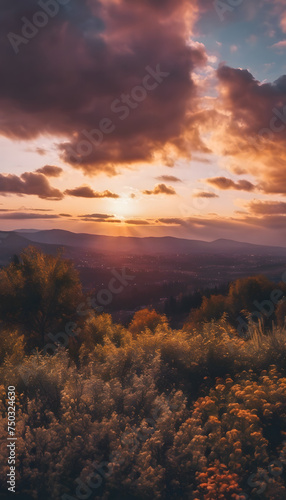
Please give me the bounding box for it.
[142,184,176,196]
[1,0,209,175]
[36,165,63,177]
[248,200,286,215]
[65,186,120,199]
[204,66,286,196]
[193,191,219,198]
[207,177,256,192]
[125,219,150,225]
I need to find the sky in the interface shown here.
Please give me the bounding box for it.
[1,0,286,245]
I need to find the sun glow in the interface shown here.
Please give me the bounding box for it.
[110,196,138,219]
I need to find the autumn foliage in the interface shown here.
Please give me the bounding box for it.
[0,249,286,499]
[186,274,286,330]
[0,247,82,348]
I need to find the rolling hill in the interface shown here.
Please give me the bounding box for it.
[2,229,285,257]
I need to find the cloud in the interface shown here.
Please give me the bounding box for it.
[78,213,122,223]
[207,177,256,192]
[79,213,115,219]
[154,213,286,245]
[271,40,286,49]
[142,183,176,195]
[193,191,219,198]
[157,218,184,225]
[20,208,54,212]
[0,0,209,175]
[281,12,286,33]
[66,209,286,245]
[0,207,54,212]
[81,218,122,223]
[65,186,119,198]
[213,65,286,195]
[36,165,63,177]
[0,172,63,200]
[99,219,122,223]
[125,219,150,225]
[0,212,60,219]
[191,155,211,163]
[35,147,46,156]
[248,200,286,215]
[156,175,182,183]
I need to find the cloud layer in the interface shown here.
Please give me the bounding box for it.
[0,169,119,200]
[1,0,208,175]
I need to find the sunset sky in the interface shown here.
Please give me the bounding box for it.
[2,0,286,245]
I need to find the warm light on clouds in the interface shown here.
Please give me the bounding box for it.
[0,0,286,244]
[281,12,286,33]
[142,184,177,196]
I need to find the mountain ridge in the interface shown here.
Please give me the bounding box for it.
[5,229,285,256]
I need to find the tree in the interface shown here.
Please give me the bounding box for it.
[228,275,274,314]
[186,294,228,328]
[0,247,83,348]
[129,308,168,336]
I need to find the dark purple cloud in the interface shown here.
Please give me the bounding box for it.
[0,172,63,200]
[156,175,182,183]
[207,177,256,192]
[0,212,60,219]
[36,165,63,177]
[0,0,207,174]
[216,65,286,194]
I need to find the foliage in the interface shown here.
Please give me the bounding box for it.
[0,255,286,499]
[129,309,168,336]
[0,247,82,348]
[186,275,286,329]
[1,317,286,498]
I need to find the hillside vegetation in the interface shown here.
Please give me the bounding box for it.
[0,249,286,499]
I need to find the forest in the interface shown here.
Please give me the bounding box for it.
[1,247,286,499]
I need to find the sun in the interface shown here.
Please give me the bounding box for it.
[109,196,138,219]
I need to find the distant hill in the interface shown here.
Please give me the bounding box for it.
[0,231,65,265]
[5,229,285,257]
